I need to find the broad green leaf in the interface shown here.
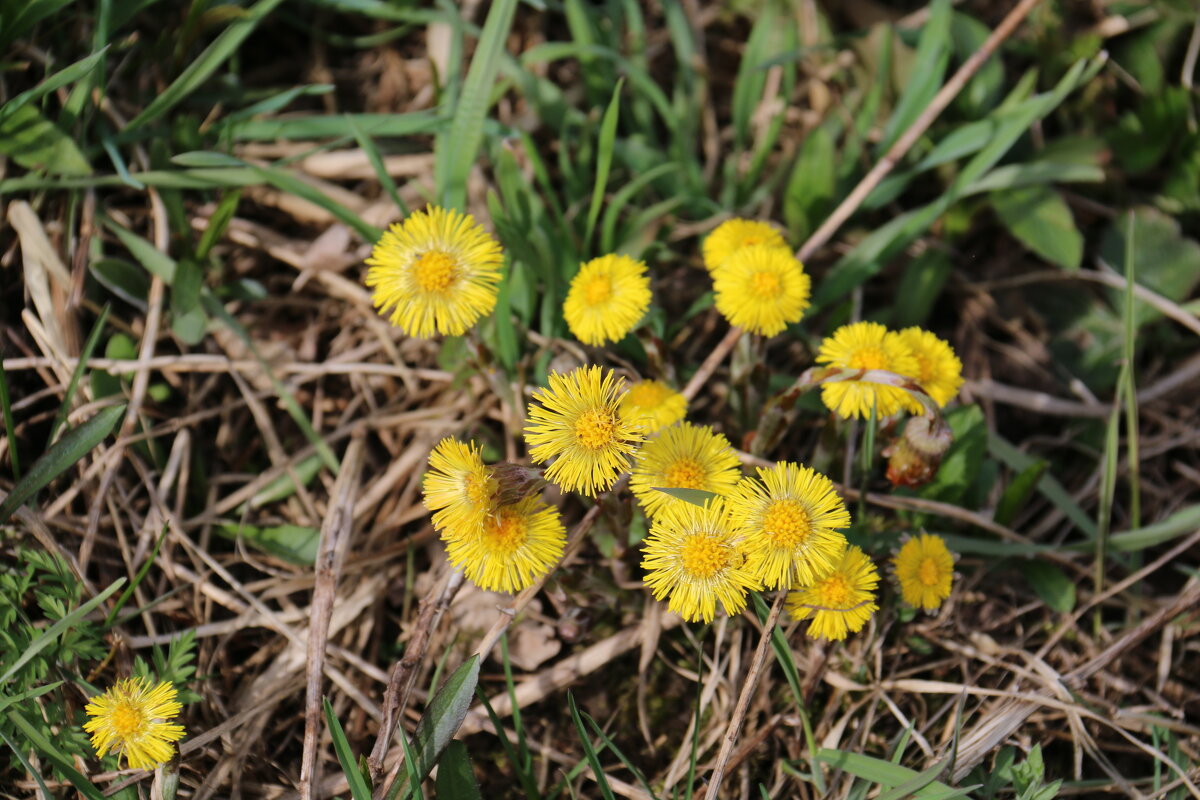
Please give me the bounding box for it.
[584,80,622,251]
[919,405,987,505]
[995,459,1047,527]
[992,186,1083,269]
[216,523,320,566]
[105,218,177,283]
[652,487,720,508]
[784,124,836,241]
[90,258,150,309]
[893,249,952,328]
[879,0,952,152]
[324,697,373,800]
[435,742,482,800]
[1098,206,1200,330]
[0,104,91,175]
[1020,560,1076,613]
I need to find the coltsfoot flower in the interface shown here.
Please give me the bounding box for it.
[713,245,811,336]
[445,497,565,593]
[787,545,879,641]
[702,218,788,274]
[365,205,503,337]
[524,366,644,496]
[563,254,652,346]
[816,321,920,419]
[629,422,741,518]
[618,379,687,434]
[725,461,850,589]
[893,533,954,611]
[423,438,497,540]
[83,678,185,770]
[641,500,761,623]
[896,327,964,412]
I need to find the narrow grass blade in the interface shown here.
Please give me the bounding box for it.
[580,708,659,799]
[0,721,54,798]
[0,404,125,525]
[105,218,176,283]
[816,749,975,799]
[251,165,381,242]
[196,189,242,261]
[0,357,17,479]
[584,80,622,252]
[47,304,111,447]
[5,709,107,800]
[568,693,617,800]
[1,578,124,684]
[474,686,543,800]
[324,697,373,800]
[1120,211,1141,531]
[348,114,408,218]
[105,522,169,626]
[0,46,109,125]
[878,0,951,153]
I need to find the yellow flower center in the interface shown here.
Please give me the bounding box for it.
[485,510,528,555]
[749,270,781,298]
[464,471,491,507]
[679,533,730,578]
[664,458,706,489]
[849,346,889,370]
[761,499,812,548]
[583,274,612,305]
[109,701,146,739]
[914,354,934,383]
[575,409,619,449]
[816,573,851,608]
[627,382,668,409]
[917,557,942,586]
[740,235,763,248]
[412,250,457,292]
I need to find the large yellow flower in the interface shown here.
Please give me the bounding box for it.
[365,205,503,337]
[816,321,920,419]
[641,500,761,623]
[445,497,565,593]
[787,545,879,641]
[630,422,742,518]
[712,245,811,336]
[725,461,850,589]
[423,438,497,540]
[83,678,185,770]
[896,327,964,412]
[893,533,954,611]
[563,254,652,345]
[702,218,788,275]
[618,379,687,434]
[524,365,644,496]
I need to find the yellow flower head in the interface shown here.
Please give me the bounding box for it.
[726,461,850,589]
[702,218,788,274]
[787,545,879,641]
[896,327,964,411]
[712,245,811,336]
[83,678,185,770]
[423,438,498,540]
[893,533,954,611]
[365,205,503,337]
[563,254,652,346]
[816,321,920,419]
[524,365,644,496]
[630,422,742,518]
[445,497,566,593]
[618,379,687,434]
[641,500,761,623]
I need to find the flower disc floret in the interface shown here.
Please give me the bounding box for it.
[563,254,652,346]
[83,678,185,770]
[896,327,964,411]
[618,380,687,433]
[787,546,879,641]
[630,422,742,518]
[641,500,761,623]
[725,461,850,589]
[702,218,788,274]
[712,245,811,336]
[524,366,644,496]
[423,438,497,540]
[816,321,920,419]
[893,533,954,611]
[445,497,566,593]
[365,205,503,337]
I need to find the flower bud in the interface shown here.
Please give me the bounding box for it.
[884,416,953,488]
[489,462,548,506]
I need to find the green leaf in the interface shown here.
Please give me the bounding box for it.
[90,258,150,309]
[880,0,952,153]
[816,749,975,800]
[324,697,373,800]
[1020,560,1076,613]
[0,104,91,175]
[919,405,987,505]
[784,124,836,242]
[584,80,622,252]
[995,459,1047,527]
[0,578,124,684]
[0,404,125,525]
[992,186,1083,270]
[0,358,17,480]
[215,523,320,566]
[652,487,720,508]
[5,708,108,800]
[893,249,952,328]
[1098,206,1200,331]
[435,741,482,800]
[0,46,109,125]
[568,694,616,800]
[105,218,177,283]
[0,0,76,52]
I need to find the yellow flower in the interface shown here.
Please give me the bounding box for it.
[445,497,565,593]
[816,321,920,419]
[712,245,811,336]
[787,546,879,641]
[725,461,850,589]
[630,422,742,518]
[83,678,185,770]
[563,254,652,345]
[896,327,964,411]
[365,205,503,337]
[618,379,687,433]
[641,500,761,623]
[702,218,788,274]
[524,365,644,496]
[893,533,954,611]
[423,438,497,540]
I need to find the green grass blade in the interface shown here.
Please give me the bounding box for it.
[324,697,373,800]
[251,165,381,242]
[0,357,18,479]
[581,707,659,798]
[0,717,54,798]
[105,521,169,626]
[0,46,109,125]
[0,403,125,525]
[877,0,951,153]
[347,114,408,219]
[47,304,111,447]
[5,708,108,800]
[584,79,622,252]
[0,578,124,684]
[568,693,617,800]
[105,217,177,283]
[1120,211,1141,531]
[196,189,242,261]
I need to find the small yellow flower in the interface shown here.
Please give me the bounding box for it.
[524,365,644,496]
[641,500,761,623]
[83,678,185,770]
[618,379,687,433]
[423,438,497,540]
[445,497,566,593]
[896,327,964,411]
[726,461,850,589]
[712,245,811,336]
[893,533,954,611]
[816,321,920,419]
[702,218,788,274]
[563,254,652,346]
[630,422,742,518]
[787,546,879,641]
[365,205,503,337]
